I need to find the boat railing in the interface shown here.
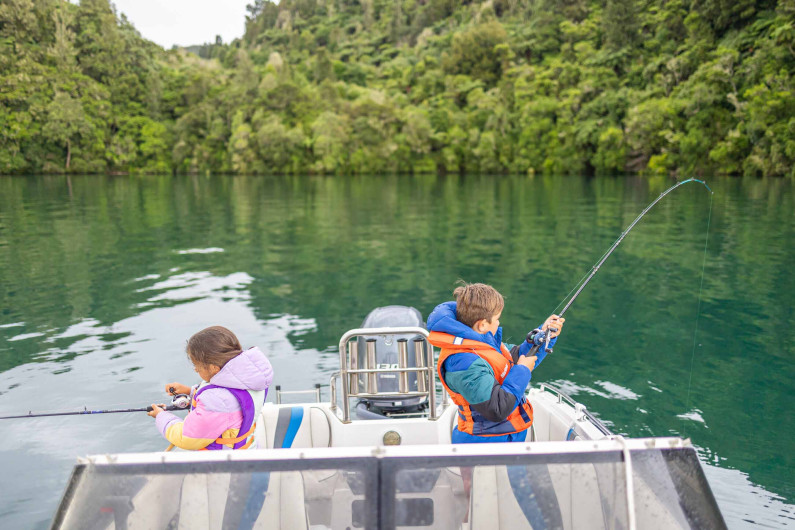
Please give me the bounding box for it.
[538,382,613,436]
[336,327,437,423]
[274,384,322,404]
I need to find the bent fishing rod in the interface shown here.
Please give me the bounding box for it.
[0,393,190,420]
[528,178,713,354]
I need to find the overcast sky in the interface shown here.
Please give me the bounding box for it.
[110,0,253,48]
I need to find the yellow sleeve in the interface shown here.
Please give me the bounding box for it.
[163,421,216,451]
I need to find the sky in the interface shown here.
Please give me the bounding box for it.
[109,0,253,48]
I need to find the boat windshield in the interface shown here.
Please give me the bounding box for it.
[51,439,724,529]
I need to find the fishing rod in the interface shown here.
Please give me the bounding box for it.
[0,393,191,420]
[527,178,713,354]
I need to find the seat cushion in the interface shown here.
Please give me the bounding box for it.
[257,404,331,449]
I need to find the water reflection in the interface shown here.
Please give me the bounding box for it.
[0,268,334,527]
[0,174,792,528]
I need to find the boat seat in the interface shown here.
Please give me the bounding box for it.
[252,471,310,529]
[256,404,332,449]
[177,472,233,529]
[469,466,534,529]
[176,471,309,529]
[470,462,610,529]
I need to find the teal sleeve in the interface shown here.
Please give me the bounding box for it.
[444,358,496,404]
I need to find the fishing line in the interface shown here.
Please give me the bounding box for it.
[529,178,713,354]
[552,228,626,316]
[552,237,617,316]
[683,191,714,435]
[552,266,591,316]
[557,179,712,318]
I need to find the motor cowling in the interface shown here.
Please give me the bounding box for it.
[354,306,429,418]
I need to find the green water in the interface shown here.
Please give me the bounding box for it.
[0,175,792,528]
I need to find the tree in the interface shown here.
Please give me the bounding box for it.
[602,0,640,52]
[442,21,510,86]
[50,3,77,70]
[0,0,38,56]
[42,91,88,170]
[311,111,350,173]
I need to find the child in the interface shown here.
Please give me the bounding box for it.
[148,325,273,450]
[426,282,564,443]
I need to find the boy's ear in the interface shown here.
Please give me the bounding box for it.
[472,319,487,333]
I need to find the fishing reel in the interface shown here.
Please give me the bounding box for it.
[146,394,191,413]
[170,393,191,410]
[526,329,553,355]
[166,386,191,410]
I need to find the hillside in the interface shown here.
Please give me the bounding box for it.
[1,0,793,176]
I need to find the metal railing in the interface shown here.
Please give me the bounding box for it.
[337,327,436,423]
[275,384,322,404]
[537,383,613,436]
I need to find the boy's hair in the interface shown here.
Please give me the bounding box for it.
[453,282,504,328]
[186,326,242,368]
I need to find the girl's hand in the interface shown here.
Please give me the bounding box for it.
[147,404,165,418]
[165,383,191,395]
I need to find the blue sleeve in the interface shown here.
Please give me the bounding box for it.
[501,363,531,399]
[510,325,557,370]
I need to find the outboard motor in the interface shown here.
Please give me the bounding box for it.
[354,306,429,419]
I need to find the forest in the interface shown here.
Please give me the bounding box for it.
[1,0,793,176]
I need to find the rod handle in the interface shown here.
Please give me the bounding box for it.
[147,404,180,412]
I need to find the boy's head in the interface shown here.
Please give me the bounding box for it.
[187,326,242,380]
[453,282,504,334]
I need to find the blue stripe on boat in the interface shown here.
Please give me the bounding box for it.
[281,407,304,448]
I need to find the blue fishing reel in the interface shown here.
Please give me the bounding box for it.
[526,329,553,355]
[526,329,545,346]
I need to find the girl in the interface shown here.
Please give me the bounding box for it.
[148,326,273,450]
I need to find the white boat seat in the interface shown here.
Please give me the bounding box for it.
[257,404,332,449]
[469,466,534,529]
[175,470,310,530]
[470,462,613,529]
[177,472,231,530]
[252,471,310,529]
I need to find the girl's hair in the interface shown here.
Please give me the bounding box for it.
[186,326,242,368]
[453,281,505,327]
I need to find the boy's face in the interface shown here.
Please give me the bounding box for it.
[475,310,502,335]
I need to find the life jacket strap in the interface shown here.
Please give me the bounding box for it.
[199,423,256,450]
[215,423,256,445]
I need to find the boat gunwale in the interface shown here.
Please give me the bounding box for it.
[75,436,692,467]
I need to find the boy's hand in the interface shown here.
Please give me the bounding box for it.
[517,355,538,371]
[542,315,565,339]
[165,383,191,395]
[147,404,165,418]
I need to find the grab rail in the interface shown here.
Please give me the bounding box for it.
[337,327,436,423]
[537,382,613,436]
[275,384,322,404]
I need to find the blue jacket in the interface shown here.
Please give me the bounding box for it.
[427,301,555,441]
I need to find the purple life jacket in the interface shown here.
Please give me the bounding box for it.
[192,385,265,450]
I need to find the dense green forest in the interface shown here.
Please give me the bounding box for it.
[1,0,794,176]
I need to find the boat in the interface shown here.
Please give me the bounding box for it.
[50,306,727,529]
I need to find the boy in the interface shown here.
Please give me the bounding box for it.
[427,282,564,443]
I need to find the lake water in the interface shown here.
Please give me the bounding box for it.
[0,174,792,528]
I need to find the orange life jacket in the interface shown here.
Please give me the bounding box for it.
[429,331,533,436]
